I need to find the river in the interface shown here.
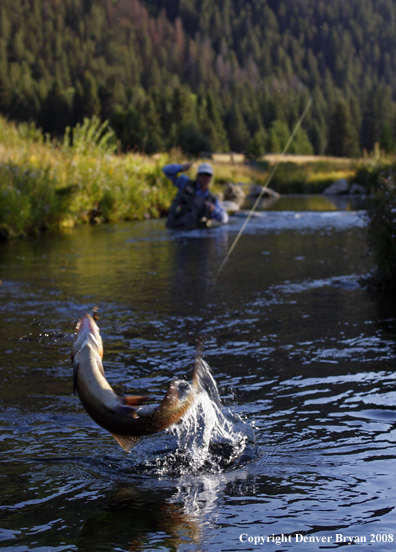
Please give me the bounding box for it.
[1,196,396,551]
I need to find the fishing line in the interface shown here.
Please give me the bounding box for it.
[216,96,313,279]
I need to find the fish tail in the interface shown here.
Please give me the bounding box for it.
[192,343,207,393]
[111,433,141,453]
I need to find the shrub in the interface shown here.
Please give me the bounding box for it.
[366,168,396,289]
[0,163,72,236]
[63,117,117,155]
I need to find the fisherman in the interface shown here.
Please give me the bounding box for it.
[162,162,229,229]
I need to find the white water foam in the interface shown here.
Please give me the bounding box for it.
[118,360,256,476]
[166,360,255,474]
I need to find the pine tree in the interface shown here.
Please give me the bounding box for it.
[1,0,396,155]
[379,123,395,154]
[246,127,267,160]
[327,100,360,157]
[200,91,229,152]
[0,65,10,113]
[360,84,394,152]
[267,120,290,153]
[141,95,164,153]
[176,123,211,155]
[110,105,143,152]
[38,80,71,135]
[290,128,314,155]
[226,105,250,152]
[73,71,101,124]
[8,85,40,123]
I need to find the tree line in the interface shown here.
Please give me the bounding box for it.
[1,0,396,157]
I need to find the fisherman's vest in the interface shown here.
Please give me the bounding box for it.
[166,180,217,229]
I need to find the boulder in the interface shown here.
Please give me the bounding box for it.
[224,182,245,204]
[248,183,280,199]
[323,178,350,195]
[350,183,367,195]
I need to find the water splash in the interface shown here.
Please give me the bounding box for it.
[134,360,256,476]
[174,360,254,469]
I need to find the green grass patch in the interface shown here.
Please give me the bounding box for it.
[0,117,176,238]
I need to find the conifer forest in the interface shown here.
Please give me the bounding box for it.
[0,0,396,157]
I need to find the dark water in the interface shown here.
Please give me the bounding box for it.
[1,196,396,551]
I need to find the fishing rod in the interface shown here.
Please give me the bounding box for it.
[216,96,313,279]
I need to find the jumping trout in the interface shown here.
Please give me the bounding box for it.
[71,313,203,452]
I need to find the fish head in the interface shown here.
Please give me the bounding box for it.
[71,313,103,359]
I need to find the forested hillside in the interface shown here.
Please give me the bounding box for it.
[1,0,396,156]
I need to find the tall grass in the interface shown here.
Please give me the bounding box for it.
[0,117,175,238]
[0,162,70,236]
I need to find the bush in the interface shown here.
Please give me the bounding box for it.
[0,115,177,237]
[0,163,72,236]
[366,168,396,289]
[353,161,391,191]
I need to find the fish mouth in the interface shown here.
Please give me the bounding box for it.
[76,314,95,335]
[72,313,103,358]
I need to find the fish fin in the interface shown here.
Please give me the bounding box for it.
[111,433,141,453]
[195,336,205,359]
[112,396,149,418]
[192,343,207,392]
[123,395,149,408]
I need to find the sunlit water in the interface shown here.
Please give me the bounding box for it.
[1,196,396,551]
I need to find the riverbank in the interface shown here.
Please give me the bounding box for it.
[0,116,393,240]
[365,167,396,290]
[0,117,175,240]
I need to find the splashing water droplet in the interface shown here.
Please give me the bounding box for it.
[124,360,257,476]
[167,360,256,474]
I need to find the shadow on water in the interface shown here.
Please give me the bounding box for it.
[1,197,396,551]
[76,483,202,552]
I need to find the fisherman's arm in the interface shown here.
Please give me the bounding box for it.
[209,199,229,224]
[162,163,192,189]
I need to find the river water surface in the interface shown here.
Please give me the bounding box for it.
[1,196,396,551]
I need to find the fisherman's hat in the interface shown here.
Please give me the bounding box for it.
[197,162,214,175]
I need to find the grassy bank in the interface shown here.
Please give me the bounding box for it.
[0,117,176,239]
[0,116,393,240]
[260,155,390,194]
[212,152,390,194]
